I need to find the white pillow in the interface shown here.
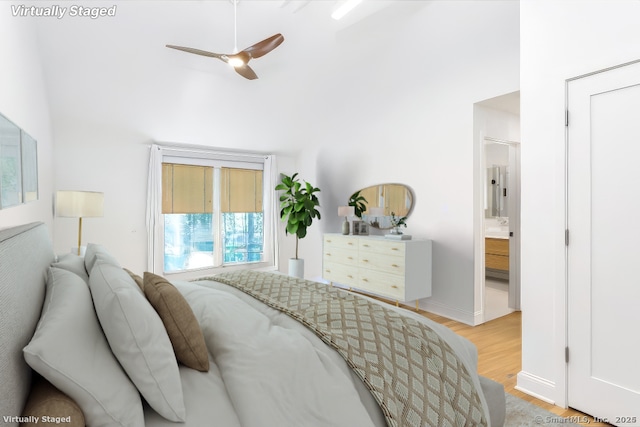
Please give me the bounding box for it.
[51,253,88,283]
[89,259,186,422]
[84,243,120,273]
[23,267,144,426]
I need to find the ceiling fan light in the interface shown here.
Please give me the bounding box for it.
[228,57,245,68]
[331,0,363,20]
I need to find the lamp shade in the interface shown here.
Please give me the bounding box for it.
[56,191,104,218]
[338,206,355,217]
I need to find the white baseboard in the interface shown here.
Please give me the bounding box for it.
[473,310,484,326]
[421,299,476,325]
[515,371,556,405]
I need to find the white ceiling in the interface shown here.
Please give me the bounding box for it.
[33,0,423,153]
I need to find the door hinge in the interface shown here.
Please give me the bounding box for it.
[565,229,569,246]
[565,110,569,127]
[565,347,569,363]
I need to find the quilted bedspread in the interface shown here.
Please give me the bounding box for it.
[207,270,488,427]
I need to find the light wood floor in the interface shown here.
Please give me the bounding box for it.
[411,308,612,427]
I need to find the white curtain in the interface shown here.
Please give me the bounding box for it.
[262,155,279,271]
[146,144,162,272]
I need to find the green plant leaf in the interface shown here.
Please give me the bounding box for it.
[276,171,321,255]
[287,222,299,235]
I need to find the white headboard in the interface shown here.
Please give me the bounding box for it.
[0,222,55,424]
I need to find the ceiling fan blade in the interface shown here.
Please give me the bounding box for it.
[242,33,284,59]
[234,64,258,80]
[166,45,225,61]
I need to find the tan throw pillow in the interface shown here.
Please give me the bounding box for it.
[21,375,85,427]
[144,272,210,372]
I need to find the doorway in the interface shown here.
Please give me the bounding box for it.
[474,92,521,325]
[483,138,519,322]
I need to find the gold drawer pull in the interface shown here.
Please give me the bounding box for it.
[325,269,331,273]
[347,256,353,260]
[391,264,399,268]
[326,239,332,243]
[391,247,399,251]
[347,275,354,279]
[326,253,332,256]
[363,244,370,247]
[391,285,398,289]
[362,259,369,263]
[348,242,354,245]
[362,278,369,282]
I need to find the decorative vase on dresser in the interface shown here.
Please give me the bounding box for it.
[322,233,432,307]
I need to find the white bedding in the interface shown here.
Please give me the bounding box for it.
[144,279,489,427]
[2,223,501,427]
[150,280,384,427]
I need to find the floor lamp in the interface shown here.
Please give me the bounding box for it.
[55,191,104,256]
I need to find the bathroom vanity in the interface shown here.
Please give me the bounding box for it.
[485,237,509,280]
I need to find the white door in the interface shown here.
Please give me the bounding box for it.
[567,60,640,425]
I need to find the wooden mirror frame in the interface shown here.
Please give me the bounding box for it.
[349,183,414,230]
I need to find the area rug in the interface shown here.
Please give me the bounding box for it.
[505,393,581,426]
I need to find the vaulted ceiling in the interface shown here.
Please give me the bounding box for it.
[31,1,407,152]
[32,1,517,153]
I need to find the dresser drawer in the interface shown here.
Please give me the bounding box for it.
[323,261,358,284]
[324,235,358,251]
[323,247,358,267]
[358,251,405,275]
[358,270,405,300]
[359,239,406,257]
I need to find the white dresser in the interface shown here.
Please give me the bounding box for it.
[322,233,432,303]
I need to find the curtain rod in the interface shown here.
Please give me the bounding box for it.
[149,143,270,159]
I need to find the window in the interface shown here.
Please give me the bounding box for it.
[148,146,276,276]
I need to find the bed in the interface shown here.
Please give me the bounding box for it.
[0,222,505,426]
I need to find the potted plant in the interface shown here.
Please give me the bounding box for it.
[389,212,408,234]
[275,172,321,278]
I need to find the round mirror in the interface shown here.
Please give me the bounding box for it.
[349,183,414,230]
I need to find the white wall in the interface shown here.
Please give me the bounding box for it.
[44,1,519,320]
[295,0,520,323]
[52,120,150,266]
[519,0,640,406]
[0,14,54,230]
[52,118,297,274]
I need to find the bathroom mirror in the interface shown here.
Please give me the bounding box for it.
[486,165,507,218]
[349,183,414,230]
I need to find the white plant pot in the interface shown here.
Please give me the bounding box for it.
[288,258,304,279]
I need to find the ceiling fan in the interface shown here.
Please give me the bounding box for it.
[166,1,284,80]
